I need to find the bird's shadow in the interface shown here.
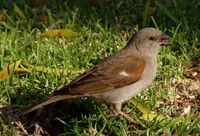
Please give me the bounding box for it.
[0,92,102,136]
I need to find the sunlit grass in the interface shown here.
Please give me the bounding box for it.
[0,0,199,135]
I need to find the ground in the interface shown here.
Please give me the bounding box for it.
[0,0,200,135]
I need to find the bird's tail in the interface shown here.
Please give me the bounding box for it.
[20,95,78,115]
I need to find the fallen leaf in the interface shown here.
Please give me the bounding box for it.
[0,60,84,82]
[181,105,191,116]
[170,79,200,116]
[17,63,84,76]
[40,29,80,38]
[184,69,200,80]
[0,60,22,82]
[130,98,166,121]
[142,113,165,121]
[130,98,151,114]
[184,60,200,80]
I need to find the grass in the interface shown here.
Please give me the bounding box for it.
[0,0,200,135]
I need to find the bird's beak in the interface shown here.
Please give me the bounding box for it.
[160,34,171,46]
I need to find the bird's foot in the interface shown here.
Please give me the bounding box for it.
[115,110,138,124]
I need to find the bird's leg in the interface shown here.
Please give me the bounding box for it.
[113,103,137,123]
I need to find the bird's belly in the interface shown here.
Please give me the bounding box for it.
[92,79,152,104]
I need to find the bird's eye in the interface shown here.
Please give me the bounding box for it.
[149,36,156,41]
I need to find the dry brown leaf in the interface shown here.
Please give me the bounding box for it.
[169,79,200,116]
[181,105,191,116]
[184,69,200,80]
[184,60,200,80]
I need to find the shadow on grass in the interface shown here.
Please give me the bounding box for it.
[0,93,101,136]
[0,0,148,31]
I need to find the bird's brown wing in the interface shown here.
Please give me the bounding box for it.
[54,54,145,95]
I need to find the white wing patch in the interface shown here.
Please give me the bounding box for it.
[119,71,130,77]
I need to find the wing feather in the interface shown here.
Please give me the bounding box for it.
[54,54,145,95]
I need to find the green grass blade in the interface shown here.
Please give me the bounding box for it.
[182,117,200,135]
[142,0,150,27]
[151,16,159,29]
[155,1,179,24]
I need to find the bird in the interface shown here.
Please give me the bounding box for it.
[20,27,170,121]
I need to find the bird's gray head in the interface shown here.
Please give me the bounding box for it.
[127,27,170,58]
